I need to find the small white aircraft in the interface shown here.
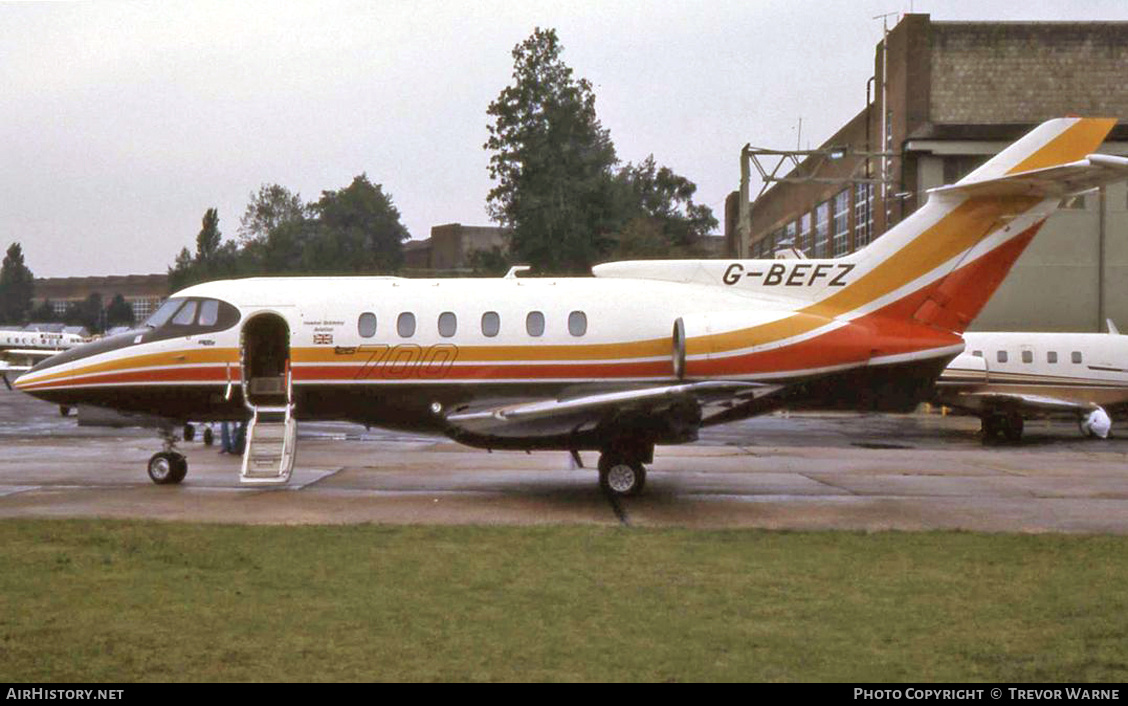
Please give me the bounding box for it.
[936,323,1128,441]
[0,327,86,399]
[13,117,1128,495]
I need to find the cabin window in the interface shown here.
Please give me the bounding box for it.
[526,311,545,337]
[172,300,198,326]
[1021,350,1033,364]
[397,312,416,338]
[1072,351,1083,364]
[358,312,377,338]
[1047,351,1058,364]
[972,350,982,357]
[568,311,587,337]
[438,312,457,338]
[997,351,1008,363]
[481,311,500,338]
[198,300,219,327]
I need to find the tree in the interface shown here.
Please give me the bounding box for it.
[65,292,103,333]
[196,208,222,263]
[305,174,409,274]
[238,184,307,245]
[0,242,35,324]
[610,156,718,259]
[485,28,621,274]
[105,293,135,328]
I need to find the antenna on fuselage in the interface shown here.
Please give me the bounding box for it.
[504,265,532,279]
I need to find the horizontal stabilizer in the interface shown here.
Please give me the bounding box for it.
[929,154,1128,199]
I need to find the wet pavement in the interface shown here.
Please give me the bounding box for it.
[3,385,1128,532]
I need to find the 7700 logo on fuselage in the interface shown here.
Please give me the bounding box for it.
[722,262,855,287]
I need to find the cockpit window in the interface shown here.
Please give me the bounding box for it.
[143,297,241,337]
[145,298,185,328]
[172,301,198,326]
[198,300,220,327]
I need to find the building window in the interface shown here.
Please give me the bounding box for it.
[799,212,813,255]
[1047,351,1058,364]
[568,311,587,337]
[438,312,457,338]
[397,312,415,338]
[814,201,830,258]
[854,183,873,249]
[1072,351,1083,364]
[785,220,798,250]
[526,311,545,337]
[997,351,1008,363]
[832,190,850,256]
[358,313,377,338]
[481,311,500,337]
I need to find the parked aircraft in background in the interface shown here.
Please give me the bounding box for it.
[936,323,1128,441]
[0,328,87,406]
[13,118,1128,496]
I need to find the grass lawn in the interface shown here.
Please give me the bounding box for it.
[1,519,1126,682]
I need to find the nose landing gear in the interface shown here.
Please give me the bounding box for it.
[148,451,187,485]
[148,425,188,485]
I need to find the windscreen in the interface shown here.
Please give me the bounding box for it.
[144,298,185,328]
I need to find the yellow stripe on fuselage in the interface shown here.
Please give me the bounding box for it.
[686,196,1040,355]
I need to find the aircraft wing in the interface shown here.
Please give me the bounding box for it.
[0,361,32,390]
[930,154,1128,199]
[943,391,1095,415]
[1,349,61,361]
[443,380,783,439]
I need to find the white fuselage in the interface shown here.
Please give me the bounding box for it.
[938,331,1128,413]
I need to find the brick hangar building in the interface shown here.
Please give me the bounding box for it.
[726,14,1128,332]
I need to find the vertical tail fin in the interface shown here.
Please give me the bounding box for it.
[818,117,1118,333]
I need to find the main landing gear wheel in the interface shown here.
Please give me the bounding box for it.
[982,413,1024,443]
[148,452,187,485]
[202,427,215,446]
[598,454,647,498]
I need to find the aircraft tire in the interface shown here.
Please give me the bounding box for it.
[169,454,188,484]
[148,452,185,485]
[1001,413,1024,443]
[202,427,214,446]
[59,405,72,417]
[598,454,647,497]
[183,424,196,442]
[981,415,1001,440]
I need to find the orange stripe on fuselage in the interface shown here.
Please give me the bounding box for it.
[686,196,1041,356]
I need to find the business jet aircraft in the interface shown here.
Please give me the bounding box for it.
[14,118,1128,496]
[936,324,1128,441]
[0,327,86,399]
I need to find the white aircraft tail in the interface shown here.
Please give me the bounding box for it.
[596,117,1124,335]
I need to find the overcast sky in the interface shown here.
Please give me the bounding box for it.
[4,0,1128,278]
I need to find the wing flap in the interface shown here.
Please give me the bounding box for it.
[444,381,782,438]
